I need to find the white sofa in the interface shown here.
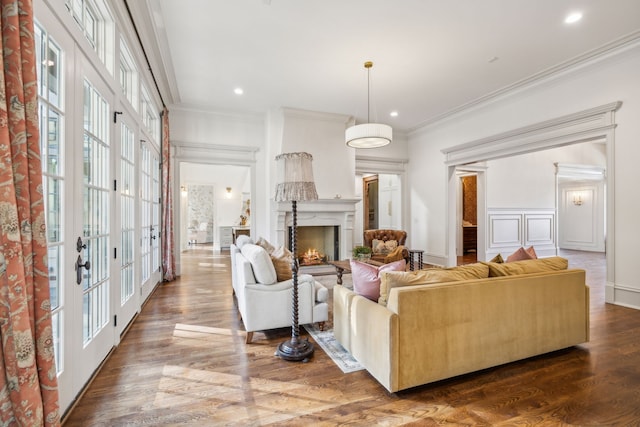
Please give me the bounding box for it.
[231,243,329,343]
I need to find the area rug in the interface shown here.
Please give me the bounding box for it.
[304,323,363,373]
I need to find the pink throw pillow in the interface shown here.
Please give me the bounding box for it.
[506,247,534,263]
[525,246,538,259]
[350,259,406,301]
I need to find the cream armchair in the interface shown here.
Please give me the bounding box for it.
[230,243,328,343]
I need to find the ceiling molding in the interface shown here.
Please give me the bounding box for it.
[172,103,264,122]
[281,107,351,125]
[442,102,622,166]
[126,0,180,104]
[411,30,640,133]
[172,140,259,165]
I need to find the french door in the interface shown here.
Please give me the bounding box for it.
[36,4,163,412]
[140,140,161,301]
[116,112,139,335]
[72,68,115,391]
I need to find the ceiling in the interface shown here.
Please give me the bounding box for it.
[136,0,640,133]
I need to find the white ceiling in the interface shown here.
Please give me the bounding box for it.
[137,0,640,132]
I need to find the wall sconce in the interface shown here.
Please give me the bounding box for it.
[180,185,188,196]
[225,187,232,199]
[573,193,583,206]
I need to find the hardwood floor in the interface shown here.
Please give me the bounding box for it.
[63,248,640,426]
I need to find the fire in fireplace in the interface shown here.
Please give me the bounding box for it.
[300,248,327,265]
[288,225,339,266]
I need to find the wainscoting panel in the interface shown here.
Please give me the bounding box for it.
[489,214,522,248]
[487,209,557,259]
[524,214,555,247]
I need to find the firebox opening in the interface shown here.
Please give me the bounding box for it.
[288,225,339,266]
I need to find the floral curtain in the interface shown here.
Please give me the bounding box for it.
[0,0,60,425]
[161,108,176,281]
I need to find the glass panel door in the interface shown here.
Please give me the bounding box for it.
[73,75,114,389]
[140,140,161,301]
[117,117,138,333]
[36,19,67,401]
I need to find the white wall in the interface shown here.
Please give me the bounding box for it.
[486,142,606,209]
[408,42,640,308]
[279,108,356,199]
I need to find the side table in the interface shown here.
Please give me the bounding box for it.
[408,249,424,271]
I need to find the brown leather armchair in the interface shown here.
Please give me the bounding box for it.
[363,229,409,264]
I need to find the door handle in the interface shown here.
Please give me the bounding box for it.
[76,236,87,253]
[75,255,91,285]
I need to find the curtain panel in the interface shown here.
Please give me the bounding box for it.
[161,108,176,281]
[0,0,61,425]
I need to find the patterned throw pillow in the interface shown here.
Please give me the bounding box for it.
[372,239,398,255]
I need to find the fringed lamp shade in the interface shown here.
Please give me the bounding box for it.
[275,152,318,202]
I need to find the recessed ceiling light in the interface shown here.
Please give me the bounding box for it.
[488,56,499,63]
[234,88,244,95]
[565,12,583,24]
[390,111,398,117]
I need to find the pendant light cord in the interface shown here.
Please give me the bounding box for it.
[365,61,373,124]
[367,65,370,123]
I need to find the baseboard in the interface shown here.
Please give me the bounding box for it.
[607,283,640,310]
[424,253,447,267]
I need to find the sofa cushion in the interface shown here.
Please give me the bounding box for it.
[241,244,278,285]
[235,234,253,249]
[351,259,406,301]
[378,263,489,306]
[483,256,568,277]
[270,245,293,282]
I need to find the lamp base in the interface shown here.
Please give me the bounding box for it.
[276,337,314,362]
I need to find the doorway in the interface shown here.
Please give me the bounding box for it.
[443,102,616,301]
[363,175,378,230]
[457,173,478,264]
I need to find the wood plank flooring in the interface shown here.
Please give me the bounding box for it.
[63,248,640,426]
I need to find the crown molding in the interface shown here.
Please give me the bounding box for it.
[411,30,640,133]
[280,107,351,125]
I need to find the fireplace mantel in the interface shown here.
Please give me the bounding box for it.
[272,198,360,260]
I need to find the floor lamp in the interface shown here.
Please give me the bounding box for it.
[274,152,318,362]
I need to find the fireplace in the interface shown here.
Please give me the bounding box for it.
[288,226,339,265]
[273,198,359,261]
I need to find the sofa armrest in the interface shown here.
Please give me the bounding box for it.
[350,294,399,393]
[333,285,355,351]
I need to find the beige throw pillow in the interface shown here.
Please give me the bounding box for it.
[378,263,489,306]
[255,237,276,254]
[270,246,293,282]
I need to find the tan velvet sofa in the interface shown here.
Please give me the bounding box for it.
[334,259,590,392]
